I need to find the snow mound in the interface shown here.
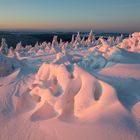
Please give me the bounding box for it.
[30,63,132,123]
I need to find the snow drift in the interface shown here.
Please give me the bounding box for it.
[0,31,140,140]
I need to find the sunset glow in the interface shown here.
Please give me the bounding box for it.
[0,0,140,32]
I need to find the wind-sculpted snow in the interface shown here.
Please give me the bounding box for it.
[29,63,126,121]
[28,63,140,140]
[0,32,140,140]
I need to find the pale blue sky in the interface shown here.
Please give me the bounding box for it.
[0,0,140,32]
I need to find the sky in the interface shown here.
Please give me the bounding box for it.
[0,0,140,32]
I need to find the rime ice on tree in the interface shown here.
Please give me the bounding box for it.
[0,38,8,55]
[86,30,95,47]
[74,32,81,48]
[15,42,23,51]
[8,47,14,57]
[52,36,61,52]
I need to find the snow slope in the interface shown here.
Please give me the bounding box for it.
[0,32,140,140]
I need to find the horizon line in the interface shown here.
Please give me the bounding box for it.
[0,29,132,34]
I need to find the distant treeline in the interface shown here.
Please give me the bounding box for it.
[0,31,129,48]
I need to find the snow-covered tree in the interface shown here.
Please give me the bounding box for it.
[15,42,23,51]
[87,30,93,44]
[71,35,75,44]
[0,38,8,55]
[51,36,60,52]
[8,47,14,56]
[76,32,81,42]
[73,32,81,48]
[114,34,123,45]
[52,36,58,47]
